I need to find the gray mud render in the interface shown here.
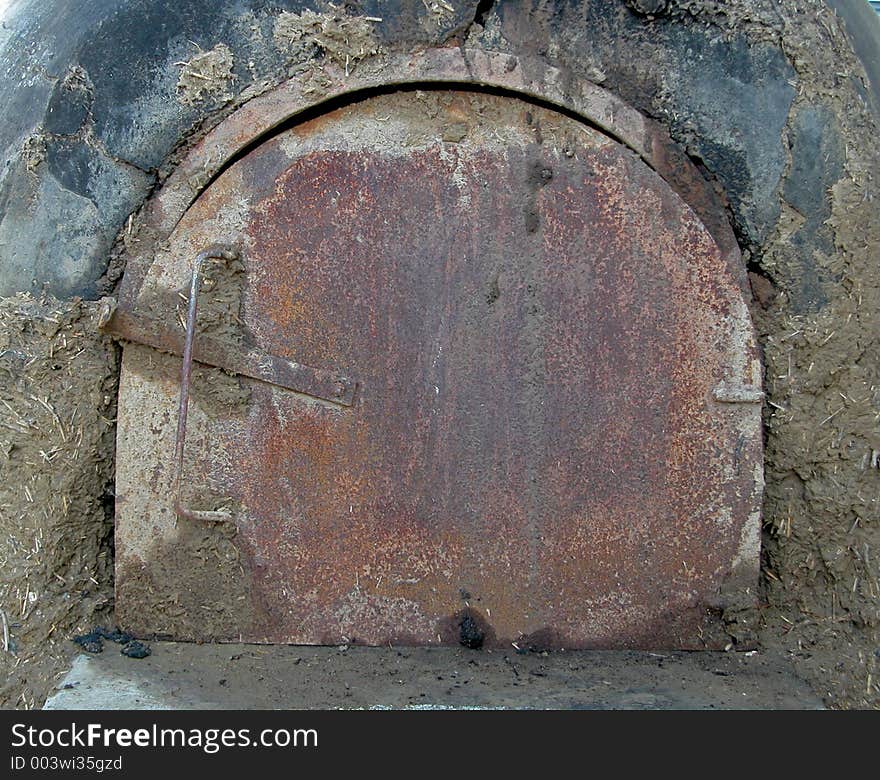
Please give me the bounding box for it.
[0,0,877,708]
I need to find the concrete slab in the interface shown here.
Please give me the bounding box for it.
[44,643,824,710]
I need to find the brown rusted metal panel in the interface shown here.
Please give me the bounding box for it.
[114,88,763,649]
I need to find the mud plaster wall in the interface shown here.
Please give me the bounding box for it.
[0,296,117,707]
[0,0,878,708]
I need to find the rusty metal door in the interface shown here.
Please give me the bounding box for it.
[112,88,763,648]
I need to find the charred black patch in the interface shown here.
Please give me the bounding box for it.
[72,625,135,654]
[438,608,496,650]
[120,640,151,659]
[459,613,484,649]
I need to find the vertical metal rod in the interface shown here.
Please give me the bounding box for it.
[174,245,239,522]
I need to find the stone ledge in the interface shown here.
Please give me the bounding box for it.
[45,642,823,710]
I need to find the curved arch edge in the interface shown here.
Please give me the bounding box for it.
[120,47,743,306]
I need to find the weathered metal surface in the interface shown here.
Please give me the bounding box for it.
[114,86,763,649]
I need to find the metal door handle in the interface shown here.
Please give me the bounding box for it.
[174,245,240,523]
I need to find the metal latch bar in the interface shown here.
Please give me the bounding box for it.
[100,301,358,406]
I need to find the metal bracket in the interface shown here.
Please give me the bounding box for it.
[712,382,764,404]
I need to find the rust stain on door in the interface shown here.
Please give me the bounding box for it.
[114,90,763,648]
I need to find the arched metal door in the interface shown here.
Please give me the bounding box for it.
[111,84,762,648]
